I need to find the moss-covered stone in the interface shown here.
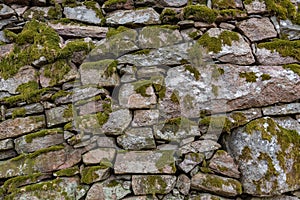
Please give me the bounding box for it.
[133,76,166,99]
[131,49,151,55]
[43,59,71,87]
[183,5,218,23]
[261,73,272,81]
[160,8,179,24]
[184,65,201,80]
[103,0,127,7]
[25,128,63,143]
[199,116,232,133]
[283,63,300,76]
[106,26,131,38]
[81,165,109,184]
[51,90,73,101]
[239,72,258,82]
[54,166,79,177]
[212,0,236,9]
[11,108,26,119]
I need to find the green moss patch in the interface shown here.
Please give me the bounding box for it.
[160,8,179,24]
[212,0,236,9]
[25,128,63,143]
[184,65,201,80]
[133,76,166,99]
[81,165,109,184]
[261,74,272,81]
[43,59,71,87]
[258,39,300,61]
[106,26,131,38]
[183,5,218,23]
[198,30,239,53]
[12,108,26,119]
[199,116,232,133]
[283,64,300,76]
[55,166,79,177]
[239,72,258,82]
[103,0,127,7]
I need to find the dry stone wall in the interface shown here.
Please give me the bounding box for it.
[0,0,300,199]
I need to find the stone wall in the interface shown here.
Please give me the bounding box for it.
[0,0,299,199]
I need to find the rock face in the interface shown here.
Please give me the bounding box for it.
[64,5,102,24]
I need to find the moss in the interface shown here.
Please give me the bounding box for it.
[154,25,180,30]
[230,112,247,127]
[212,0,236,9]
[155,150,176,173]
[258,152,279,180]
[131,49,151,55]
[43,59,71,86]
[100,158,113,168]
[81,165,108,184]
[161,117,182,133]
[258,39,300,61]
[83,1,104,20]
[184,65,201,81]
[12,108,26,119]
[211,85,218,96]
[95,99,112,127]
[239,72,258,82]
[28,145,65,159]
[198,30,239,53]
[283,64,300,76]
[240,146,252,161]
[170,91,179,104]
[133,77,166,99]
[59,39,95,59]
[183,5,218,23]
[144,175,168,195]
[199,116,232,133]
[106,26,131,38]
[3,173,43,193]
[189,30,201,39]
[212,67,225,79]
[48,4,62,19]
[218,9,246,19]
[51,90,72,101]
[261,74,272,81]
[106,180,119,187]
[63,104,74,118]
[104,60,118,77]
[63,122,73,131]
[55,166,79,177]
[160,8,178,24]
[133,80,152,97]
[80,59,118,77]
[25,128,63,143]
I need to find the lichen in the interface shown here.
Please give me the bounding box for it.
[25,128,63,143]
[12,108,26,119]
[183,5,218,23]
[239,146,252,161]
[143,175,168,195]
[170,91,179,104]
[155,150,176,173]
[199,116,232,133]
[239,72,258,82]
[54,166,79,177]
[283,64,300,76]
[81,165,108,184]
[184,65,201,81]
[63,104,74,118]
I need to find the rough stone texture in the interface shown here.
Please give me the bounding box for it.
[82,148,116,165]
[208,150,240,178]
[14,128,64,153]
[117,127,156,150]
[0,115,45,140]
[0,4,15,19]
[278,19,300,40]
[189,193,233,200]
[102,109,132,136]
[132,175,176,195]
[262,103,300,116]
[244,0,267,14]
[0,66,37,94]
[114,150,176,174]
[81,166,110,184]
[106,8,161,25]
[251,195,300,200]
[237,18,277,42]
[132,110,159,127]
[0,138,14,150]
[226,117,300,196]
[6,103,44,118]
[45,105,73,127]
[0,43,13,57]
[176,174,190,195]
[64,5,102,25]
[86,180,131,200]
[0,149,17,160]
[191,172,242,197]
[180,140,221,159]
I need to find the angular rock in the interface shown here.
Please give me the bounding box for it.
[82,148,116,165]
[278,19,300,40]
[102,0,134,11]
[45,105,73,127]
[48,23,108,39]
[0,43,13,57]
[208,150,240,178]
[0,149,17,160]
[72,87,108,103]
[81,166,110,184]
[189,193,233,200]
[0,4,15,18]
[160,0,187,7]
[176,174,191,195]
[262,103,300,116]
[180,140,221,159]
[97,136,117,148]
[86,180,131,200]
[138,26,183,49]
[237,18,277,42]
[273,116,300,133]
[64,5,102,25]
[5,177,88,200]
[132,110,159,127]
[0,66,37,94]
[0,138,13,150]
[14,128,64,153]
[0,115,45,140]
[191,172,242,197]
[123,196,158,200]
[226,117,300,196]
[0,16,18,29]
[6,103,44,118]
[251,195,300,200]
[244,0,267,14]
[80,59,120,87]
[132,175,176,195]
[114,150,176,174]
[118,83,157,109]
[117,127,156,150]
[178,152,205,173]
[23,6,61,20]
[102,109,132,136]
[106,8,161,25]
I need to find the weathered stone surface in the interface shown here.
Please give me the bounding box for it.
[72,87,108,103]
[0,149,17,160]
[114,150,176,174]
[132,175,176,195]
[80,59,120,87]
[209,150,240,178]
[237,18,277,42]
[6,103,44,118]
[86,180,131,200]
[5,177,88,200]
[0,16,18,29]
[244,0,267,14]
[180,140,221,158]
[0,115,45,140]
[0,4,15,18]
[123,196,158,200]
[23,6,61,20]
[82,147,116,165]
[202,28,255,65]
[118,83,157,109]
[0,42,13,56]
[102,0,134,11]
[176,174,191,195]
[226,117,300,196]
[102,109,131,136]
[97,136,117,148]
[178,152,204,173]
[273,116,300,133]
[262,103,300,116]
[138,27,183,49]
[132,110,159,127]
[0,66,37,94]
[160,0,187,7]
[14,128,64,153]
[251,195,300,200]
[106,8,161,25]
[189,193,233,200]
[118,42,194,67]
[191,172,242,197]
[278,19,300,40]
[49,23,108,38]
[81,166,110,184]
[0,138,13,150]
[117,127,156,150]
[45,105,73,127]
[64,5,102,25]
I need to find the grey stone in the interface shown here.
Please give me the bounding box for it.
[0,149,17,160]
[176,174,190,195]
[132,110,159,127]
[226,117,300,196]
[262,103,300,116]
[251,195,300,200]
[244,0,267,14]
[191,172,242,197]
[6,103,44,118]
[114,150,176,174]
[160,0,187,7]
[0,115,45,140]
[48,23,108,39]
[180,140,221,159]
[72,87,107,103]
[117,127,156,150]
[0,66,37,94]
[0,4,15,18]
[132,175,176,195]
[0,16,18,29]
[102,109,132,136]
[273,116,300,133]
[0,31,10,43]
[123,196,158,200]
[189,193,233,200]
[178,152,205,173]
[278,19,300,40]
[45,105,73,127]
[0,138,13,150]
[97,136,117,148]
[219,22,235,30]
[106,8,160,25]
[237,18,277,42]
[64,5,102,25]
[81,166,110,184]
[23,6,61,20]
[82,147,116,165]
